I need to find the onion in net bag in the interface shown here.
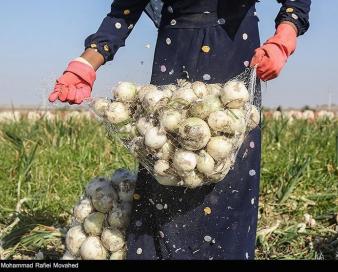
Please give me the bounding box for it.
[89,68,261,189]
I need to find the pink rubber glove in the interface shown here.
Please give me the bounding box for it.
[49,59,96,105]
[251,23,297,81]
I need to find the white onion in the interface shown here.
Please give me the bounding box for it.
[92,98,110,117]
[160,110,182,132]
[65,226,87,256]
[207,136,233,161]
[184,171,204,188]
[189,95,222,120]
[73,198,93,223]
[220,80,249,108]
[101,229,125,253]
[154,160,170,176]
[155,175,179,186]
[137,84,158,102]
[172,87,198,105]
[106,102,130,124]
[144,127,167,149]
[208,160,232,182]
[247,105,260,131]
[207,111,230,133]
[197,150,215,176]
[107,204,130,229]
[156,141,174,161]
[173,150,197,173]
[114,82,137,102]
[83,212,105,236]
[192,81,208,98]
[80,237,107,260]
[110,248,127,260]
[178,118,211,150]
[142,90,165,110]
[223,109,246,135]
[91,182,118,213]
[207,84,222,97]
[136,117,154,136]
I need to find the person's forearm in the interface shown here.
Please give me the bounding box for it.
[80,48,105,71]
[279,21,298,36]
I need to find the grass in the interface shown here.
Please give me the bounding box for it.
[0,114,337,260]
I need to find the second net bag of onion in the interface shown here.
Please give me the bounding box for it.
[90,69,260,189]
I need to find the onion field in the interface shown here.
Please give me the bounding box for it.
[0,110,337,260]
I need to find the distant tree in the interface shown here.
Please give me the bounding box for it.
[302,105,311,111]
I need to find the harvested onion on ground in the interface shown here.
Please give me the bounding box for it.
[62,169,137,261]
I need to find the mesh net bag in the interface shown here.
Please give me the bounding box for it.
[89,68,260,189]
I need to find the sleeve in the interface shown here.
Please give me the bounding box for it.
[275,0,311,36]
[85,0,150,64]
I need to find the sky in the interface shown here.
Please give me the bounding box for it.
[0,0,337,108]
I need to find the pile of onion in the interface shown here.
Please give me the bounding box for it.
[62,169,136,260]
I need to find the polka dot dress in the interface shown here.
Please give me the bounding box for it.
[84,0,311,260]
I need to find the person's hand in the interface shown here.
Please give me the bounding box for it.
[49,58,96,105]
[251,23,298,81]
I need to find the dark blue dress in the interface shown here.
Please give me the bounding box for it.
[85,0,311,260]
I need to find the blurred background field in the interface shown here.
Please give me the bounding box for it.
[0,109,337,260]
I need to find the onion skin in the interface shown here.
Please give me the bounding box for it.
[223,109,246,135]
[207,136,233,161]
[220,80,249,109]
[178,118,211,151]
[80,237,107,260]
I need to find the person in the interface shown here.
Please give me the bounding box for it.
[49,0,311,260]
